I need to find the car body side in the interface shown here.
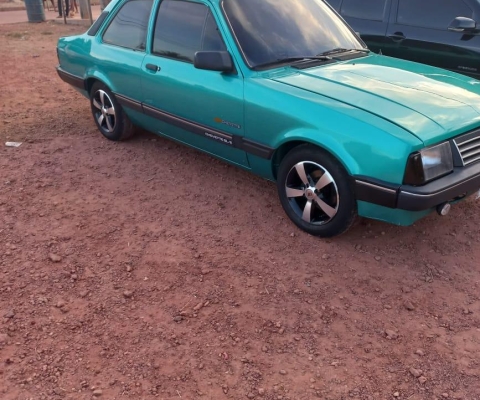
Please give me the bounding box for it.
[57,0,480,227]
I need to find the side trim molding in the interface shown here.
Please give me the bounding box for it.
[240,137,275,159]
[56,67,85,90]
[354,177,399,209]
[115,93,144,114]
[122,95,275,159]
[143,104,235,147]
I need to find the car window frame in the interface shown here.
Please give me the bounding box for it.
[150,0,228,64]
[393,0,473,31]
[325,0,342,11]
[100,0,154,52]
[340,0,388,22]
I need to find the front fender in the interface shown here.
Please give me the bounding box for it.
[271,123,420,184]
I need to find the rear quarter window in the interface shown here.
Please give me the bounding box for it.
[87,11,109,36]
[102,0,153,50]
[341,0,387,21]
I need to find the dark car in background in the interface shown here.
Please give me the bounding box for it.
[327,0,480,79]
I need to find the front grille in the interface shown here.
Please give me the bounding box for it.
[454,130,480,166]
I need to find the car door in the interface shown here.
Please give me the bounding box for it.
[385,0,480,78]
[96,0,153,102]
[337,0,391,53]
[140,0,248,167]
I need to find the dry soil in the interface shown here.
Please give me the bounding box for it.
[1,22,480,400]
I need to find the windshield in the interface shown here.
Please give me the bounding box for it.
[222,0,365,68]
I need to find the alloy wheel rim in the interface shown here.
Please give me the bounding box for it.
[92,90,116,133]
[285,161,339,225]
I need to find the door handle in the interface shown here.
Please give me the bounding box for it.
[146,63,160,72]
[388,33,406,42]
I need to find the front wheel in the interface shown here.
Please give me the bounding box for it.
[277,145,357,237]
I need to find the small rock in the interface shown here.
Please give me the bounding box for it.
[55,300,65,308]
[241,355,251,363]
[278,327,285,334]
[290,232,295,237]
[71,274,78,280]
[404,301,415,311]
[48,253,62,263]
[258,388,265,396]
[173,316,183,323]
[3,310,14,319]
[374,256,382,261]
[247,393,255,399]
[393,392,400,397]
[126,265,132,272]
[261,346,268,352]
[193,302,203,311]
[463,307,472,315]
[415,349,425,356]
[92,389,103,397]
[442,393,449,398]
[409,367,423,378]
[79,290,88,298]
[418,376,427,384]
[0,333,8,343]
[123,290,133,298]
[279,370,287,375]
[385,329,398,340]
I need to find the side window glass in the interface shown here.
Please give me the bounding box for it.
[202,11,227,52]
[103,0,153,50]
[397,0,472,29]
[153,0,226,62]
[326,0,342,11]
[153,0,207,62]
[341,0,387,21]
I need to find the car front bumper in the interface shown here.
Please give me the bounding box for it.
[355,161,480,212]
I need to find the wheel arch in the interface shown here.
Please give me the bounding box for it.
[270,131,360,180]
[84,71,114,95]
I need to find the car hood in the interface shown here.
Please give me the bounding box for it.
[269,55,480,145]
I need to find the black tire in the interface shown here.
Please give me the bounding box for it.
[90,81,134,141]
[277,144,357,237]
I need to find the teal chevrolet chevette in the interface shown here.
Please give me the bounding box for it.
[57,0,480,237]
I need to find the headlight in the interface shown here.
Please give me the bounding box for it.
[404,142,453,186]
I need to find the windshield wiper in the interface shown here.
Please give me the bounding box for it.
[320,48,370,56]
[254,55,332,69]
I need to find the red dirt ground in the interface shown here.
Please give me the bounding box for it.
[1,22,480,400]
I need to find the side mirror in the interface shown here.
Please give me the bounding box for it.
[448,16,477,32]
[194,51,234,73]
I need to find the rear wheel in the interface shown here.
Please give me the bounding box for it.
[90,82,134,141]
[277,144,357,237]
